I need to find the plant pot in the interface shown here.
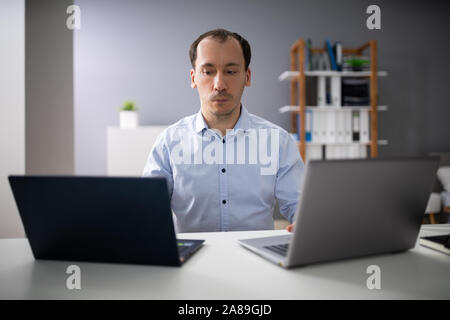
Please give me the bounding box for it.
[119,111,139,129]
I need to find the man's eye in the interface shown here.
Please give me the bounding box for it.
[227,70,237,75]
[202,70,213,75]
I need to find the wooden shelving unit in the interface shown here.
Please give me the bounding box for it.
[279,39,387,160]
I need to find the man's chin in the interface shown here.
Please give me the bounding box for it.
[210,105,234,116]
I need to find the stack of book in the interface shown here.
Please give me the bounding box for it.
[307,39,343,72]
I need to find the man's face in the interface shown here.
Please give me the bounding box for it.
[190,37,251,117]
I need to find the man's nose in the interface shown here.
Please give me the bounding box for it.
[213,72,226,91]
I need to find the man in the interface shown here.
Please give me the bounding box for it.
[143,29,303,232]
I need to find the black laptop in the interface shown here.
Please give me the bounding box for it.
[8,176,204,266]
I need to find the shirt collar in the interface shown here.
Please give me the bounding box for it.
[194,104,251,135]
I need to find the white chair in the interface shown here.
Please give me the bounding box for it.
[424,154,450,224]
[437,166,450,223]
[424,193,442,224]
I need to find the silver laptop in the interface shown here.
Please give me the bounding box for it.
[238,157,439,268]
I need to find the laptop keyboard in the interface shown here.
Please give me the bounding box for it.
[264,243,289,256]
[178,245,189,255]
[177,241,193,256]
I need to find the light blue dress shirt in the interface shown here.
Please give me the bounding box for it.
[142,105,304,232]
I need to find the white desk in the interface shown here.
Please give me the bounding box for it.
[0,225,449,299]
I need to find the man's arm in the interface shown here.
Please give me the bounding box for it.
[142,132,174,199]
[274,132,304,229]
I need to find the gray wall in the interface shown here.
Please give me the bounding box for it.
[26,0,74,175]
[74,0,450,175]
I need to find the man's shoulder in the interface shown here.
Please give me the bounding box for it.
[153,112,197,149]
[167,112,197,130]
[159,112,197,136]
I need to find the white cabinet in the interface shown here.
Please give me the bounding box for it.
[107,126,167,176]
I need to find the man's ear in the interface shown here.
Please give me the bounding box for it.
[190,69,197,88]
[245,67,251,87]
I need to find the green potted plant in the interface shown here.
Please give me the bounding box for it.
[119,100,139,128]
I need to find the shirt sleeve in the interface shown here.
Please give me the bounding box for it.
[275,133,304,223]
[142,132,174,199]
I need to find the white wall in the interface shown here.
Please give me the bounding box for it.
[0,0,25,238]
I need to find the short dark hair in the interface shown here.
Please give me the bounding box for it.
[189,28,251,71]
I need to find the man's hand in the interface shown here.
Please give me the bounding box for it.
[286,223,295,232]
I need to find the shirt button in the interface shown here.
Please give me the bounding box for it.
[222,200,226,204]
[222,139,225,144]
[221,168,226,173]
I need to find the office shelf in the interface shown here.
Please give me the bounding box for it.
[281,39,387,160]
[278,70,388,81]
[279,105,388,113]
[302,140,388,146]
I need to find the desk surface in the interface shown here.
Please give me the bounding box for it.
[1,225,449,299]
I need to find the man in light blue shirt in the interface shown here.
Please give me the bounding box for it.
[143,29,304,232]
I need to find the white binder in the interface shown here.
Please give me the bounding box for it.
[325,109,336,143]
[325,145,335,160]
[305,109,312,142]
[305,145,323,162]
[319,111,328,144]
[344,110,352,143]
[330,76,341,107]
[352,111,360,142]
[360,109,370,143]
[312,109,321,143]
[336,110,345,143]
[317,76,326,106]
[348,144,358,159]
[359,145,368,158]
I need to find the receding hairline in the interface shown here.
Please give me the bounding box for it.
[189,28,251,71]
[200,34,240,44]
[194,37,246,69]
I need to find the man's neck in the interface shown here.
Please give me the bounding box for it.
[202,104,241,137]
